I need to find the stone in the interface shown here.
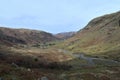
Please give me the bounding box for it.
[0,77,4,80]
[41,76,49,80]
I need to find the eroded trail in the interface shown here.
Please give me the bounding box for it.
[58,49,120,66]
[74,53,120,66]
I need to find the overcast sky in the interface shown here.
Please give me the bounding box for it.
[0,0,120,33]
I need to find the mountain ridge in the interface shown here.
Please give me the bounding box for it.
[55,31,76,40]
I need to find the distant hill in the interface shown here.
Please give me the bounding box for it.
[55,32,76,40]
[0,27,57,45]
[59,11,120,60]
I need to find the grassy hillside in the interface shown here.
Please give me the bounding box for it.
[57,11,120,61]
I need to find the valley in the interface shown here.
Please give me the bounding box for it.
[0,11,120,80]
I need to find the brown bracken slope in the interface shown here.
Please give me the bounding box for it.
[0,27,57,45]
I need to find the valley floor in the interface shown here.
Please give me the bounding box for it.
[0,45,120,80]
